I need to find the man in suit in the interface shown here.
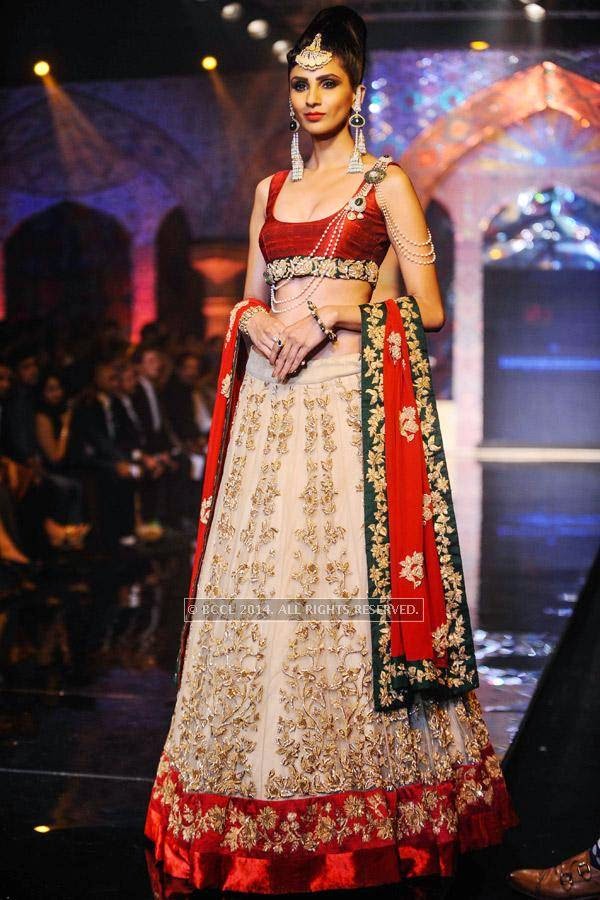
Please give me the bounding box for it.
[69,358,140,550]
[130,345,182,527]
[161,352,206,447]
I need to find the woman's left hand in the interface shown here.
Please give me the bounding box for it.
[268,312,331,381]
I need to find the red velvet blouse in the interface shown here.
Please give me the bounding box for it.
[258,160,402,280]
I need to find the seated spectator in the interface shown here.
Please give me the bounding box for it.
[34,370,90,550]
[4,344,42,471]
[69,358,140,550]
[130,345,182,527]
[0,358,30,563]
[161,352,206,449]
[131,345,179,455]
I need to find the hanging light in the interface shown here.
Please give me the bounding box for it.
[221,3,242,21]
[247,19,270,39]
[524,3,546,21]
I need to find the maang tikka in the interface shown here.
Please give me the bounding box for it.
[289,31,368,179]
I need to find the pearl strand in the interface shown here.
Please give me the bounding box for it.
[374,182,436,264]
[270,207,349,314]
[270,211,345,310]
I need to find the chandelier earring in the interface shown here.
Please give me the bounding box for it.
[289,97,304,182]
[348,94,367,174]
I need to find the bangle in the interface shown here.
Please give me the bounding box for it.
[307,300,337,343]
[239,306,264,335]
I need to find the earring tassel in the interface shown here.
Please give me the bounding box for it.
[357,127,367,156]
[291,130,304,181]
[348,133,364,173]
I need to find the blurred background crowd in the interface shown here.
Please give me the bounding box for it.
[0,317,222,564]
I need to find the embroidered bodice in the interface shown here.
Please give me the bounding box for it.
[258,155,402,287]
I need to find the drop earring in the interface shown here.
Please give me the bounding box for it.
[289,98,304,181]
[347,94,367,174]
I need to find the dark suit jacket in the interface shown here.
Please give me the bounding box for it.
[131,381,178,454]
[114,395,145,455]
[161,375,201,443]
[4,383,38,462]
[69,394,132,471]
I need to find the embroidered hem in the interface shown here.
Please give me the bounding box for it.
[144,743,518,894]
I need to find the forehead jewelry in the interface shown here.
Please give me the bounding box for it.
[294,33,332,70]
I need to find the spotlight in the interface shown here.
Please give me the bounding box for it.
[221,2,242,20]
[469,40,489,51]
[34,825,51,833]
[34,60,50,76]
[201,56,218,71]
[247,19,270,39]
[524,3,546,21]
[272,39,292,57]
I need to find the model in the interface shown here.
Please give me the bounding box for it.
[144,5,518,893]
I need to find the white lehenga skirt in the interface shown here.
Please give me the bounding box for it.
[144,346,517,894]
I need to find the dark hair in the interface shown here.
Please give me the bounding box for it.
[34,369,68,427]
[175,351,199,369]
[287,5,367,90]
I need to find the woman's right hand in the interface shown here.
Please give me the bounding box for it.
[246,310,286,360]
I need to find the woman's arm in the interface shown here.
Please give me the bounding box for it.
[240,177,286,358]
[370,243,401,305]
[318,166,445,334]
[242,177,271,305]
[35,411,69,464]
[375,165,445,330]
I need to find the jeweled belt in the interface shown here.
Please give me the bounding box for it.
[264,255,379,286]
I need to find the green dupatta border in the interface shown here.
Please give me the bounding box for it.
[360,295,479,712]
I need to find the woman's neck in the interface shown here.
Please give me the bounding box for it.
[304,134,357,173]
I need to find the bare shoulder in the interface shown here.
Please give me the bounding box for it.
[376,162,417,204]
[383,161,411,188]
[254,174,272,202]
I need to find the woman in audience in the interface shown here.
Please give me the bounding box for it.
[34,370,90,550]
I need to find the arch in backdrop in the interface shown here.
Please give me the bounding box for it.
[399,64,600,452]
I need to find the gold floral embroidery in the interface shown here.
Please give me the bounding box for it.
[324,551,360,599]
[199,495,212,524]
[399,551,424,587]
[399,405,419,442]
[336,380,362,457]
[164,620,266,795]
[220,372,232,399]
[432,622,449,657]
[225,299,253,345]
[264,255,379,287]
[387,330,402,364]
[422,492,433,523]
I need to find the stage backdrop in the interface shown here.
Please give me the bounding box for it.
[1,48,598,449]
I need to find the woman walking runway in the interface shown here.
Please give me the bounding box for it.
[144,5,518,892]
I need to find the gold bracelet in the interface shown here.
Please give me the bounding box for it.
[239,306,264,335]
[307,300,337,343]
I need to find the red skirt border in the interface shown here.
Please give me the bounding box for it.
[144,743,518,894]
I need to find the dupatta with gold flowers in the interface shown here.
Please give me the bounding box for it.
[175,294,479,713]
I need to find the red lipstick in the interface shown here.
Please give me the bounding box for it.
[305,112,325,120]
